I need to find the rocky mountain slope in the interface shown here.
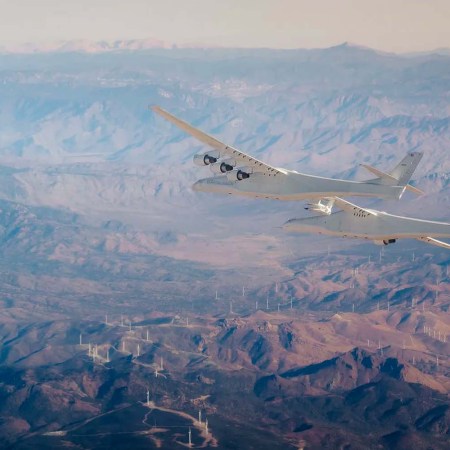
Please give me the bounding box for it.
[0,310,448,449]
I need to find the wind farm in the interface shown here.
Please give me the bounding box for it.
[3,273,449,449]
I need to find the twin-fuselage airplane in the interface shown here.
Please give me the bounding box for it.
[152,106,450,249]
[284,197,450,250]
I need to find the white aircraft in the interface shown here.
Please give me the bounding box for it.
[152,106,423,211]
[284,197,450,249]
[152,106,449,250]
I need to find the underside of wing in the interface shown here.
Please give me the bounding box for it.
[152,106,284,176]
[416,236,450,249]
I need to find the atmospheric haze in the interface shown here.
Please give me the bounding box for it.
[0,42,448,449]
[0,0,449,53]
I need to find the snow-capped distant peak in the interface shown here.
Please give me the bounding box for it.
[0,38,169,54]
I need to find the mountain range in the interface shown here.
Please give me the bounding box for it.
[0,42,448,448]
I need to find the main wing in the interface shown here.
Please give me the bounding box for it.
[329,196,377,217]
[416,237,450,249]
[152,106,284,176]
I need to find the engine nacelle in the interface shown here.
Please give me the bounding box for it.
[222,158,237,168]
[374,239,397,246]
[193,151,219,166]
[227,169,251,181]
[210,161,235,174]
[237,170,250,180]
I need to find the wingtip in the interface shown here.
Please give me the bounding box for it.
[417,236,450,250]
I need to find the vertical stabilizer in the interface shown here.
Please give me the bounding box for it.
[388,152,423,186]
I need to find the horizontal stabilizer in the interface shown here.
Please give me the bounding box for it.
[361,151,424,196]
[361,163,424,195]
[403,184,424,196]
[416,237,450,249]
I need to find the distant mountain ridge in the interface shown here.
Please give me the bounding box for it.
[0,39,449,56]
[0,38,169,54]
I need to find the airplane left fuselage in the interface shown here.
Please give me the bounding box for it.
[284,209,450,241]
[193,170,404,201]
[152,105,422,203]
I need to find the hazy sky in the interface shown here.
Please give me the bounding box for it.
[0,0,449,53]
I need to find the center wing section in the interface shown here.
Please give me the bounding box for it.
[326,196,377,217]
[152,106,284,176]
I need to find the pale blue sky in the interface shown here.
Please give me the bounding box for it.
[0,0,448,52]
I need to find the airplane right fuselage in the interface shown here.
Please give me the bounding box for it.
[284,209,450,241]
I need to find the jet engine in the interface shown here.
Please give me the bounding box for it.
[193,151,219,166]
[374,239,397,246]
[226,169,250,181]
[210,159,236,174]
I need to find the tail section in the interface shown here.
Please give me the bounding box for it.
[361,152,424,198]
